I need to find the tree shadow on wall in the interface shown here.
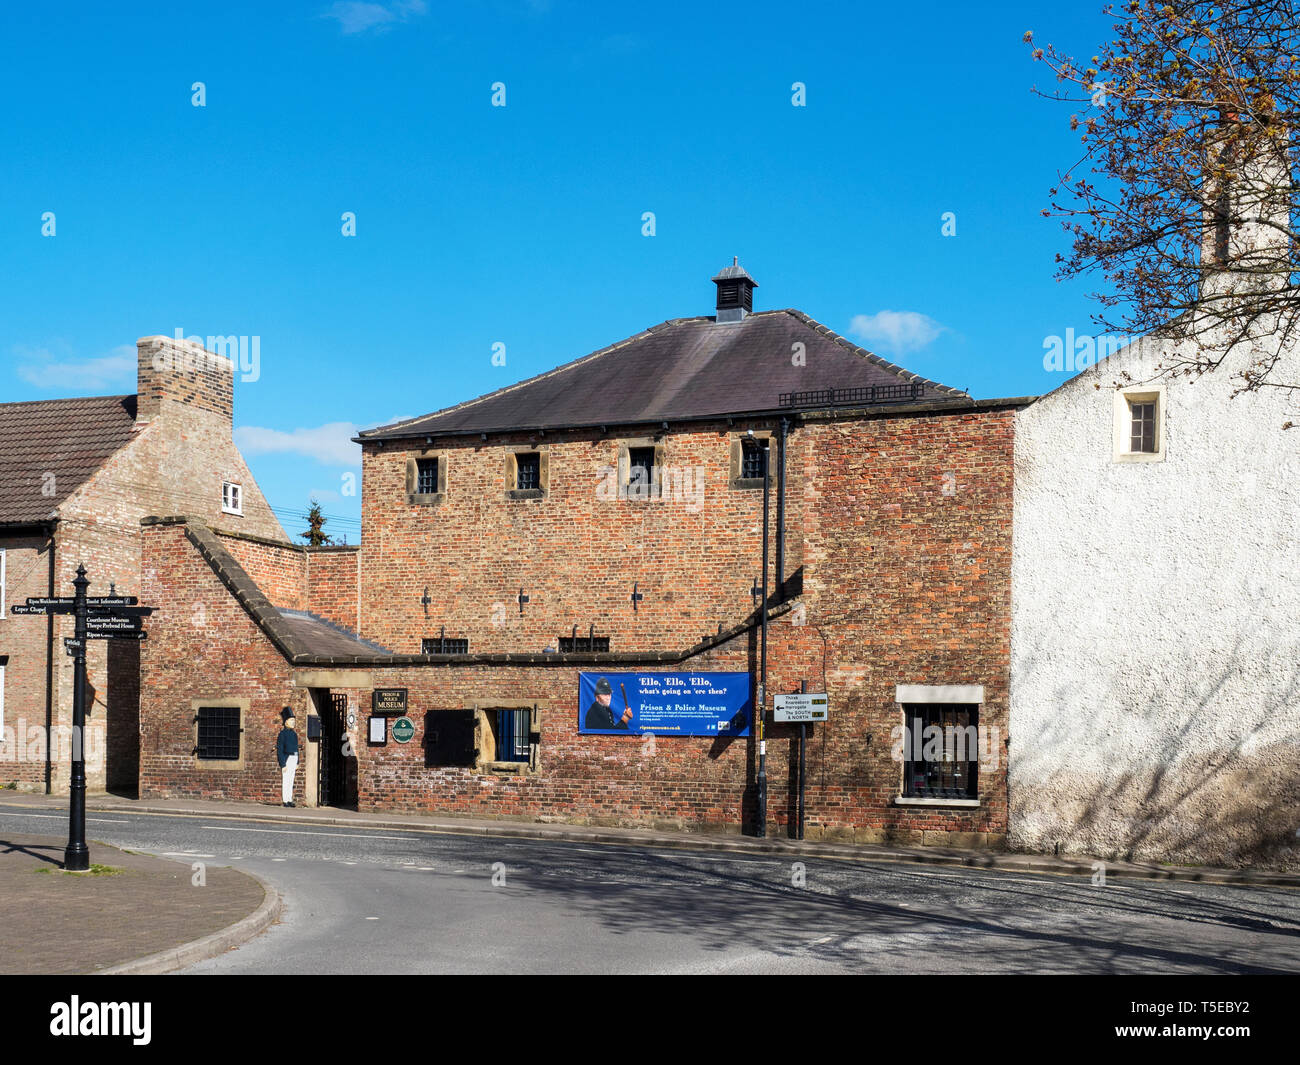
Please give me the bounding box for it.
[1013,623,1300,870]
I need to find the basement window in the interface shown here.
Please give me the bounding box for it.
[221,481,243,515]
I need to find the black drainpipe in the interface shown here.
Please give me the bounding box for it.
[776,417,789,594]
[44,523,56,794]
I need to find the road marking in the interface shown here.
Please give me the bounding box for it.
[271,858,286,862]
[649,853,776,865]
[199,825,420,841]
[810,935,833,945]
[365,917,379,921]
[162,852,216,858]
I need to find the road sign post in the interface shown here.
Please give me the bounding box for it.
[66,565,90,871]
[9,565,154,871]
[774,687,828,840]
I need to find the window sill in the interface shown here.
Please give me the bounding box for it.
[894,796,980,808]
[482,760,530,774]
[407,493,445,506]
[505,488,546,501]
[1112,450,1165,463]
[729,477,766,490]
[220,507,243,517]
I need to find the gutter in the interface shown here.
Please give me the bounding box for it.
[352,395,1039,446]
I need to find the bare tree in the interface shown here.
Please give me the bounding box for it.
[1027,1,1300,402]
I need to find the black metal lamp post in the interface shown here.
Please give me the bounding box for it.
[65,564,90,871]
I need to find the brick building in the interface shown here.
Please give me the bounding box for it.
[139,265,1031,844]
[0,336,282,794]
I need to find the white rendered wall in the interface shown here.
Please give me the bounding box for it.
[1011,325,1300,867]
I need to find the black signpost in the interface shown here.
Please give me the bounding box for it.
[9,564,153,871]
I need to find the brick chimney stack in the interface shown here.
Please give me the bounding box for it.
[135,335,235,430]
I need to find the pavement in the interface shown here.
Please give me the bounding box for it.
[5,791,1298,889]
[0,831,278,975]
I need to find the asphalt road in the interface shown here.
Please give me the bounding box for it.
[3,803,1298,974]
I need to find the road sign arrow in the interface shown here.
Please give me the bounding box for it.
[86,618,144,632]
[88,604,153,617]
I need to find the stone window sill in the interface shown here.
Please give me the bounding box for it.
[893,796,980,808]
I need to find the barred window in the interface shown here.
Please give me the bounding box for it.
[740,437,769,479]
[492,708,532,763]
[558,636,610,653]
[196,706,241,761]
[627,447,657,497]
[421,636,469,654]
[901,704,979,800]
[416,458,439,495]
[515,452,541,491]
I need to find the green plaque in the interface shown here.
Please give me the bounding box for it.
[391,716,416,743]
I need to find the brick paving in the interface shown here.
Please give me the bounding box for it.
[0,833,266,975]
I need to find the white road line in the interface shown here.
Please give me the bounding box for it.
[199,825,420,841]
[0,812,128,823]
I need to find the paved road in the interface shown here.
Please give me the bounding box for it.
[3,803,1298,974]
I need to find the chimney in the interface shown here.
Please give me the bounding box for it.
[135,335,235,432]
[1200,113,1292,294]
[712,257,758,322]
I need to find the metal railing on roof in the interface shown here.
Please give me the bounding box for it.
[777,382,928,409]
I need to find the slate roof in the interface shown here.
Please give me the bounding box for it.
[0,395,139,524]
[277,609,393,658]
[359,309,969,442]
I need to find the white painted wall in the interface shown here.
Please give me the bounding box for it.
[1011,322,1300,867]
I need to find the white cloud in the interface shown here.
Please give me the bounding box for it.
[322,0,426,34]
[235,422,361,467]
[847,311,947,355]
[15,344,137,391]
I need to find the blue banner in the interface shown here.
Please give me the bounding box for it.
[578,671,752,736]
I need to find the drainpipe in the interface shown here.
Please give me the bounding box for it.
[757,446,770,838]
[45,526,55,794]
[776,417,789,595]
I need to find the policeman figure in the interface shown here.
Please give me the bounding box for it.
[585,677,632,730]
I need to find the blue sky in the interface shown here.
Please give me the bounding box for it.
[0,0,1118,542]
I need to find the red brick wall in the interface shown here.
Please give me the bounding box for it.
[139,523,314,804]
[0,536,56,790]
[219,534,307,611]
[359,425,789,655]
[306,547,359,633]
[139,405,1015,844]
